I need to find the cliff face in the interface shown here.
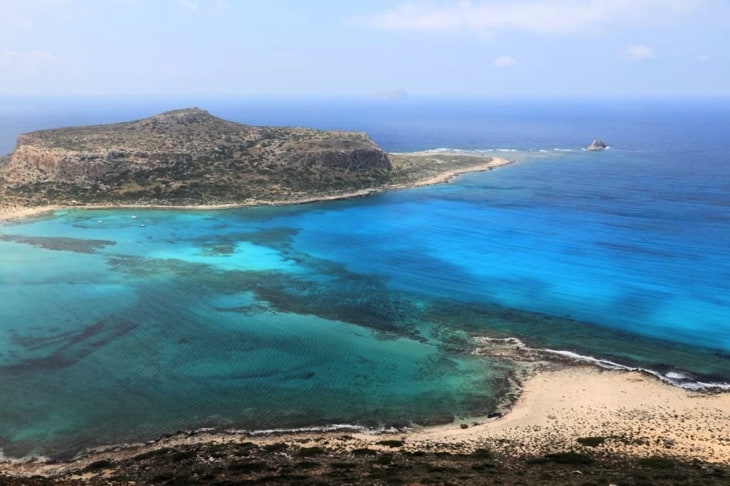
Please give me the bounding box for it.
[0,108,392,205]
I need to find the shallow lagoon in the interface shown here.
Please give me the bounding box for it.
[0,204,517,458]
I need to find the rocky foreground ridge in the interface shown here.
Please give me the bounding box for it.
[0,108,397,206]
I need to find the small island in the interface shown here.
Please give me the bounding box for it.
[586,139,608,151]
[0,108,511,219]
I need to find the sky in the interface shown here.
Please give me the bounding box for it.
[1,0,729,98]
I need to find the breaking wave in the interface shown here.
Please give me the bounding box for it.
[474,336,730,392]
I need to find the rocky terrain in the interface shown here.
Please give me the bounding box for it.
[3,351,728,485]
[2,432,727,485]
[0,108,395,207]
[0,108,508,210]
[586,139,608,151]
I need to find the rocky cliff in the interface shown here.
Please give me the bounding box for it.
[0,108,392,206]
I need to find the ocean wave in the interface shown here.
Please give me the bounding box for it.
[399,147,585,155]
[0,449,48,464]
[417,147,522,154]
[474,336,730,392]
[427,147,578,154]
[421,147,471,153]
[534,148,577,153]
[226,424,383,436]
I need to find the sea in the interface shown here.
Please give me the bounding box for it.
[1,97,729,459]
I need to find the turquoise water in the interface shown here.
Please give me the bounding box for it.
[1,98,730,458]
[0,208,512,458]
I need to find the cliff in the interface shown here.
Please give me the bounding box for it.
[0,108,511,212]
[0,108,392,206]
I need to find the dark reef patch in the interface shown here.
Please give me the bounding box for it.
[0,234,116,253]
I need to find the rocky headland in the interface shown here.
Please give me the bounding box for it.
[0,108,510,214]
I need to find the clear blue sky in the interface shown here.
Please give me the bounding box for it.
[2,0,728,98]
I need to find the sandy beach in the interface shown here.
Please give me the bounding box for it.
[412,366,730,463]
[0,204,62,222]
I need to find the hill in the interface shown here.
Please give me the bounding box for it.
[0,108,509,210]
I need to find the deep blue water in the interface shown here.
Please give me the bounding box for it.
[1,97,729,459]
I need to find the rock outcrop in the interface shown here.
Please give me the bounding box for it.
[586,139,608,151]
[0,108,392,206]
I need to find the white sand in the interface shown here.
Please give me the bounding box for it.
[406,366,730,463]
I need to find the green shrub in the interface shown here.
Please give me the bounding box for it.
[82,459,113,472]
[577,436,606,447]
[298,446,326,456]
[227,460,269,473]
[262,442,288,452]
[352,448,378,456]
[543,452,594,465]
[637,456,676,469]
[377,439,405,448]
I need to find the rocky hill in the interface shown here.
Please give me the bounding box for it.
[0,108,393,206]
[0,108,509,210]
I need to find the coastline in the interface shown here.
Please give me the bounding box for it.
[3,151,729,481]
[2,362,729,480]
[0,154,513,222]
[415,366,730,463]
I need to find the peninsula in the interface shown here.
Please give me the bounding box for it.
[0,108,510,218]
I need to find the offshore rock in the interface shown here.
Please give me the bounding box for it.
[586,139,608,151]
[0,108,392,206]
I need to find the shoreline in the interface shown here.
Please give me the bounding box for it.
[3,151,729,480]
[2,360,729,479]
[0,154,513,222]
